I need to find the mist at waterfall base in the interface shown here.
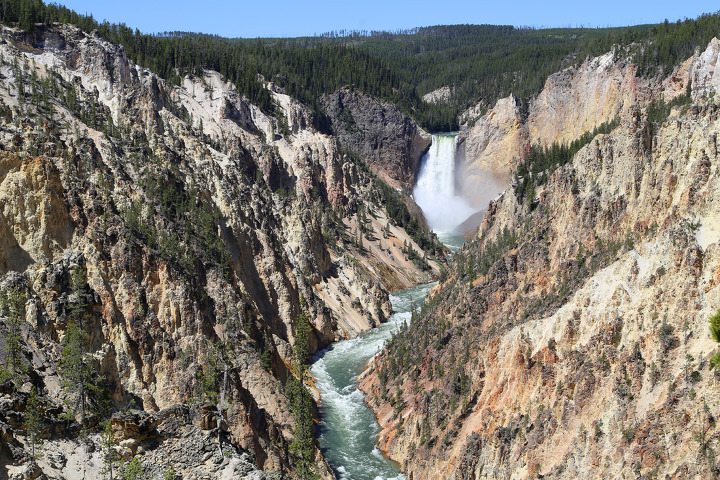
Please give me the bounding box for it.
[413,134,477,234]
[311,283,434,480]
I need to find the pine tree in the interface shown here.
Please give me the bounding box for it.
[526,180,536,207]
[710,309,720,370]
[710,309,720,343]
[100,421,120,480]
[25,386,44,458]
[0,286,27,385]
[120,457,144,480]
[287,298,318,480]
[195,342,221,404]
[18,0,36,32]
[60,319,94,424]
[59,267,105,424]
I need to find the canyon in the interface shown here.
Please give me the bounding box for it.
[0,23,442,479]
[1,9,720,480]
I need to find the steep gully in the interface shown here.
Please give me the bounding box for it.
[311,135,479,479]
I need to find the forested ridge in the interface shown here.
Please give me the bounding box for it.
[334,16,720,120]
[1,1,719,132]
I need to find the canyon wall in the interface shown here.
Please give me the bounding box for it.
[321,88,432,190]
[363,38,720,480]
[0,24,443,479]
[455,50,659,207]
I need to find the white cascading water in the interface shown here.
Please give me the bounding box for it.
[310,139,475,479]
[311,283,434,480]
[413,134,477,233]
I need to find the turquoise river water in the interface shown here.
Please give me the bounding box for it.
[310,282,433,480]
[310,233,465,479]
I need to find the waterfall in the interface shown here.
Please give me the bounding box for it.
[413,134,476,233]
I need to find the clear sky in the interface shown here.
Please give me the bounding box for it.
[55,1,720,38]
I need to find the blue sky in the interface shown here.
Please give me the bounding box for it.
[56,1,720,38]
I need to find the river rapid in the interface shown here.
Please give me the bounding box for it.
[310,229,465,479]
[310,282,434,480]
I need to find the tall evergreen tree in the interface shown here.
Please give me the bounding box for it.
[286,298,318,480]
[101,421,120,480]
[25,386,44,458]
[58,267,106,423]
[59,319,94,424]
[710,309,720,370]
[0,286,27,385]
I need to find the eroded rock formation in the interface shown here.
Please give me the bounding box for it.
[321,88,432,189]
[0,24,443,479]
[456,50,659,207]
[363,39,720,480]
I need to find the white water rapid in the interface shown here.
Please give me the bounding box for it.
[311,283,434,480]
[413,134,477,233]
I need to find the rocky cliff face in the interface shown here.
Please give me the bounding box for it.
[363,40,720,479]
[0,24,443,479]
[422,86,453,104]
[321,88,432,189]
[455,95,526,206]
[455,38,720,210]
[456,51,656,206]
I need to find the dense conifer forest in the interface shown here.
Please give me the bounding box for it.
[1,1,719,131]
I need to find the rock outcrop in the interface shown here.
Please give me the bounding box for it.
[455,39,720,209]
[363,39,720,480]
[422,86,453,104]
[455,95,526,205]
[0,24,444,479]
[456,51,655,206]
[321,88,432,189]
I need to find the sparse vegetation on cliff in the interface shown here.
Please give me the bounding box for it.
[646,84,693,126]
[374,179,444,257]
[3,1,719,133]
[514,118,620,203]
[0,286,27,385]
[287,300,319,480]
[125,169,232,279]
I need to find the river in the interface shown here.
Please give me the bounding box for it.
[311,131,471,479]
[310,282,434,480]
[310,232,465,480]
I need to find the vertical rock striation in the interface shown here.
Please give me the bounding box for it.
[0,24,443,479]
[320,88,432,190]
[363,38,720,480]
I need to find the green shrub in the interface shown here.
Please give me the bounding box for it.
[710,309,720,343]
